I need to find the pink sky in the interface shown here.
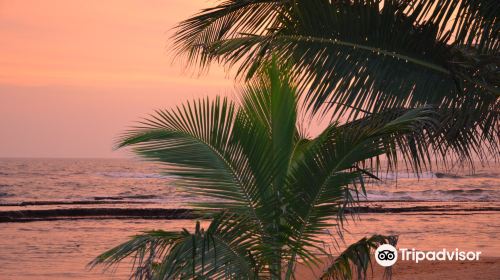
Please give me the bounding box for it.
[0,0,233,158]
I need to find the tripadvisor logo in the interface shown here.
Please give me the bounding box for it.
[375,244,398,267]
[374,244,482,267]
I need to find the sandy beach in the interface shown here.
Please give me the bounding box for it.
[296,257,500,279]
[1,212,499,279]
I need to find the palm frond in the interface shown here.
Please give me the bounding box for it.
[173,0,499,161]
[91,213,262,280]
[284,107,437,270]
[90,230,185,279]
[117,97,266,225]
[236,59,299,199]
[173,0,284,69]
[320,235,398,280]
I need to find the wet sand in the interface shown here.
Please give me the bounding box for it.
[296,257,500,279]
[0,213,499,279]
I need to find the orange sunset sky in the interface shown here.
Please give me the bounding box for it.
[0,0,232,158]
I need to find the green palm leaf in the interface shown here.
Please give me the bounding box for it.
[117,97,269,226]
[91,213,262,279]
[283,106,439,277]
[173,0,499,162]
[320,235,398,280]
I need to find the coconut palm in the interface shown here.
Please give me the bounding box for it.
[173,0,499,163]
[92,62,442,279]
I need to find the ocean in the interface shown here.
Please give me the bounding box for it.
[0,158,499,279]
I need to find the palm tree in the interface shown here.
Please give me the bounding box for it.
[173,0,499,163]
[92,62,442,279]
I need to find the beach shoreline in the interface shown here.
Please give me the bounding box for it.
[2,202,500,222]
